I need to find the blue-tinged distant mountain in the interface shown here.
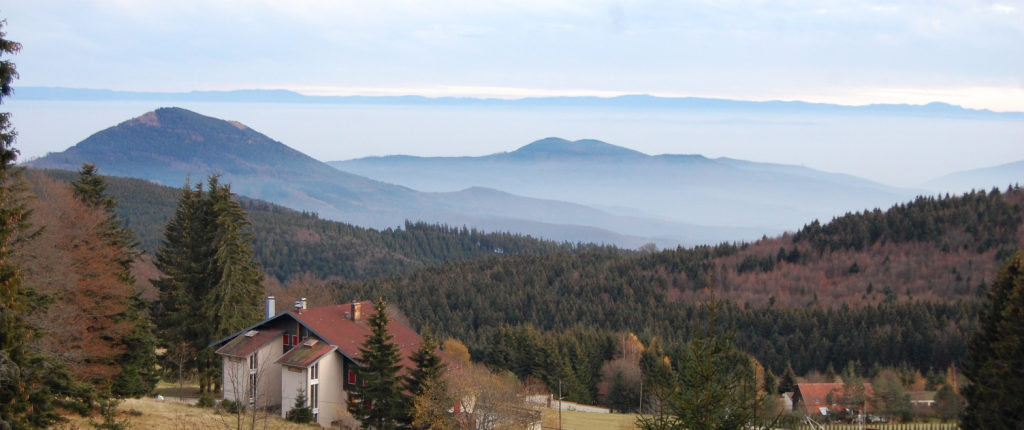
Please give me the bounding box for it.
[924,160,1024,194]
[18,86,1023,119]
[331,137,920,232]
[26,108,751,247]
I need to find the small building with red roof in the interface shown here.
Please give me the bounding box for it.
[213,297,434,428]
[793,382,875,418]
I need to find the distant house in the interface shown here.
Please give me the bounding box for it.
[793,382,875,417]
[908,390,937,407]
[213,297,431,428]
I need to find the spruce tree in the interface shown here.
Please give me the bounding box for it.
[285,388,314,423]
[404,333,446,427]
[153,176,263,393]
[777,363,797,394]
[0,19,90,428]
[348,298,406,429]
[72,164,159,397]
[961,251,1024,429]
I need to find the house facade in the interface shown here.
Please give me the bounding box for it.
[214,297,428,428]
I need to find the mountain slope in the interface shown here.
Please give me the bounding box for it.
[335,187,1023,376]
[27,108,726,247]
[924,160,1024,194]
[331,138,918,231]
[28,169,606,282]
[31,107,417,223]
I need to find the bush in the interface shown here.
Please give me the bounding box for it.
[219,399,244,414]
[196,393,216,408]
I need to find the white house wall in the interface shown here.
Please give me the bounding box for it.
[280,353,353,428]
[222,357,246,404]
[281,365,306,420]
[221,341,283,410]
[257,342,283,410]
[316,352,351,428]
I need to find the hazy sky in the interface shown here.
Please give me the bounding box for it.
[3,1,1023,188]
[4,1,1023,111]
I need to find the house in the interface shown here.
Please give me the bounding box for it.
[793,382,875,418]
[213,297,430,428]
[908,390,936,407]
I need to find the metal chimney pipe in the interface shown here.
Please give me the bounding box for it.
[301,297,308,310]
[265,296,275,320]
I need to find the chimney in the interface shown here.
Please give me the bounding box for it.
[301,297,308,310]
[351,301,362,321]
[294,300,302,314]
[265,296,275,320]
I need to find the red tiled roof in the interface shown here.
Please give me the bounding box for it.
[276,338,336,368]
[290,301,425,371]
[795,382,875,415]
[215,329,284,358]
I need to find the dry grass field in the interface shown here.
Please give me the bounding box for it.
[541,408,639,430]
[60,397,320,430]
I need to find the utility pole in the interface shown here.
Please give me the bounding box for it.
[639,377,643,414]
[558,379,563,430]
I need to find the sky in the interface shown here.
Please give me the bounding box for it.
[4,0,1023,110]
[2,1,1023,187]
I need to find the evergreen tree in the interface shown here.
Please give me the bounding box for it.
[285,388,314,423]
[777,363,798,394]
[0,20,90,428]
[762,369,777,396]
[348,298,407,429]
[405,333,449,429]
[153,176,263,393]
[934,383,960,422]
[638,338,676,418]
[961,251,1024,429]
[405,333,445,398]
[72,164,159,397]
[639,292,765,430]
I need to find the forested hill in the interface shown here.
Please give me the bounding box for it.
[331,186,1022,378]
[30,169,601,281]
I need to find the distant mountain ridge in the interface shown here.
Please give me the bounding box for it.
[26,107,743,247]
[924,160,1024,194]
[18,86,1023,118]
[331,137,919,232]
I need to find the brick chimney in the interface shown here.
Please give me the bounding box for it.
[351,301,362,321]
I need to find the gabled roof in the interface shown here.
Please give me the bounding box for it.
[290,301,425,370]
[276,338,336,368]
[212,300,441,373]
[215,329,284,358]
[795,382,875,415]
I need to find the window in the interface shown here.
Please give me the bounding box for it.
[310,383,319,409]
[248,352,258,404]
[283,334,290,346]
[248,373,257,404]
[347,370,356,384]
[310,363,319,381]
[291,335,299,345]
